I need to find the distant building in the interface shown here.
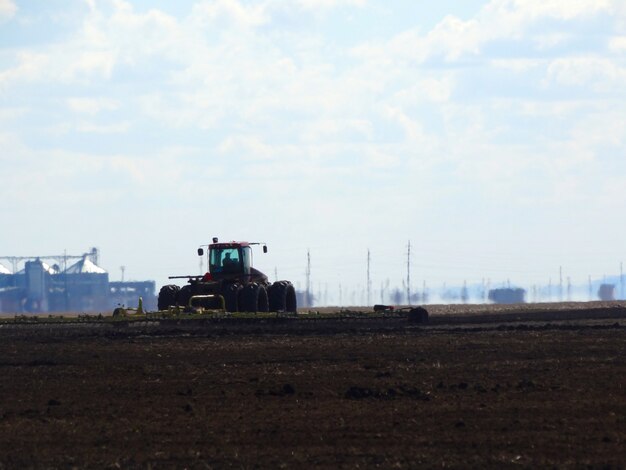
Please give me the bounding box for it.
[110,281,156,310]
[488,287,526,304]
[597,284,615,301]
[0,250,156,313]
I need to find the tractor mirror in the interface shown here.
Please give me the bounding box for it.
[197,248,204,256]
[263,245,268,253]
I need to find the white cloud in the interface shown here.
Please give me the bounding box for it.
[392,77,454,106]
[355,0,618,66]
[609,36,626,52]
[383,106,430,144]
[545,57,626,90]
[490,58,543,72]
[296,0,366,10]
[218,134,275,160]
[75,121,131,134]
[0,1,183,88]
[191,0,269,29]
[365,149,400,169]
[302,118,373,142]
[498,0,614,21]
[0,0,16,21]
[67,97,120,115]
[0,106,27,121]
[533,32,571,49]
[0,52,49,88]
[426,15,483,60]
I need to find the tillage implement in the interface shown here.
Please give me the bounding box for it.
[157,238,297,313]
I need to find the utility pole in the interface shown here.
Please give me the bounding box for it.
[274,267,278,283]
[318,282,322,308]
[559,266,563,302]
[366,249,371,307]
[339,283,343,307]
[567,276,571,301]
[406,240,411,306]
[548,277,552,302]
[120,266,126,283]
[619,261,624,299]
[306,249,311,307]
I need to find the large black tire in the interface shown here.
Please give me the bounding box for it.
[158,284,180,310]
[239,283,269,313]
[268,281,287,311]
[408,307,429,324]
[223,283,241,312]
[269,281,297,313]
[176,285,194,309]
[285,283,297,313]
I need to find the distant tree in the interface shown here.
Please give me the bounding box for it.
[461,285,469,303]
[296,290,315,308]
[488,288,525,304]
[390,288,404,305]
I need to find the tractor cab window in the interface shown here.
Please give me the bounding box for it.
[209,247,242,273]
[241,246,251,273]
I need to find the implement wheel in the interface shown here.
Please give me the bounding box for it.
[408,307,429,324]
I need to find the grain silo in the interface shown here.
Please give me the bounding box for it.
[62,256,110,312]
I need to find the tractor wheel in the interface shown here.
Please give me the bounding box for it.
[285,283,297,313]
[258,285,269,312]
[269,281,287,311]
[269,281,297,312]
[223,283,241,312]
[240,283,269,313]
[158,284,180,310]
[176,285,194,309]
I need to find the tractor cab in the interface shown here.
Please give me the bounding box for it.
[208,243,251,277]
[197,238,268,283]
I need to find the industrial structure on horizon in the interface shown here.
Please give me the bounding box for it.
[2,246,623,312]
[0,248,156,313]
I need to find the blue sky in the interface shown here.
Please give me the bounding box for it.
[1,0,626,304]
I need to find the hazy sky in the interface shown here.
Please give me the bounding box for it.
[1,0,625,302]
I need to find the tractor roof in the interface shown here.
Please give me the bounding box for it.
[210,241,251,249]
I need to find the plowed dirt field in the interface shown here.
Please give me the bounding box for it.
[1,302,625,468]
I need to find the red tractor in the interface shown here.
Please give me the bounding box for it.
[157,238,297,313]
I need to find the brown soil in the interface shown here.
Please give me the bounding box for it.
[0,303,625,468]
